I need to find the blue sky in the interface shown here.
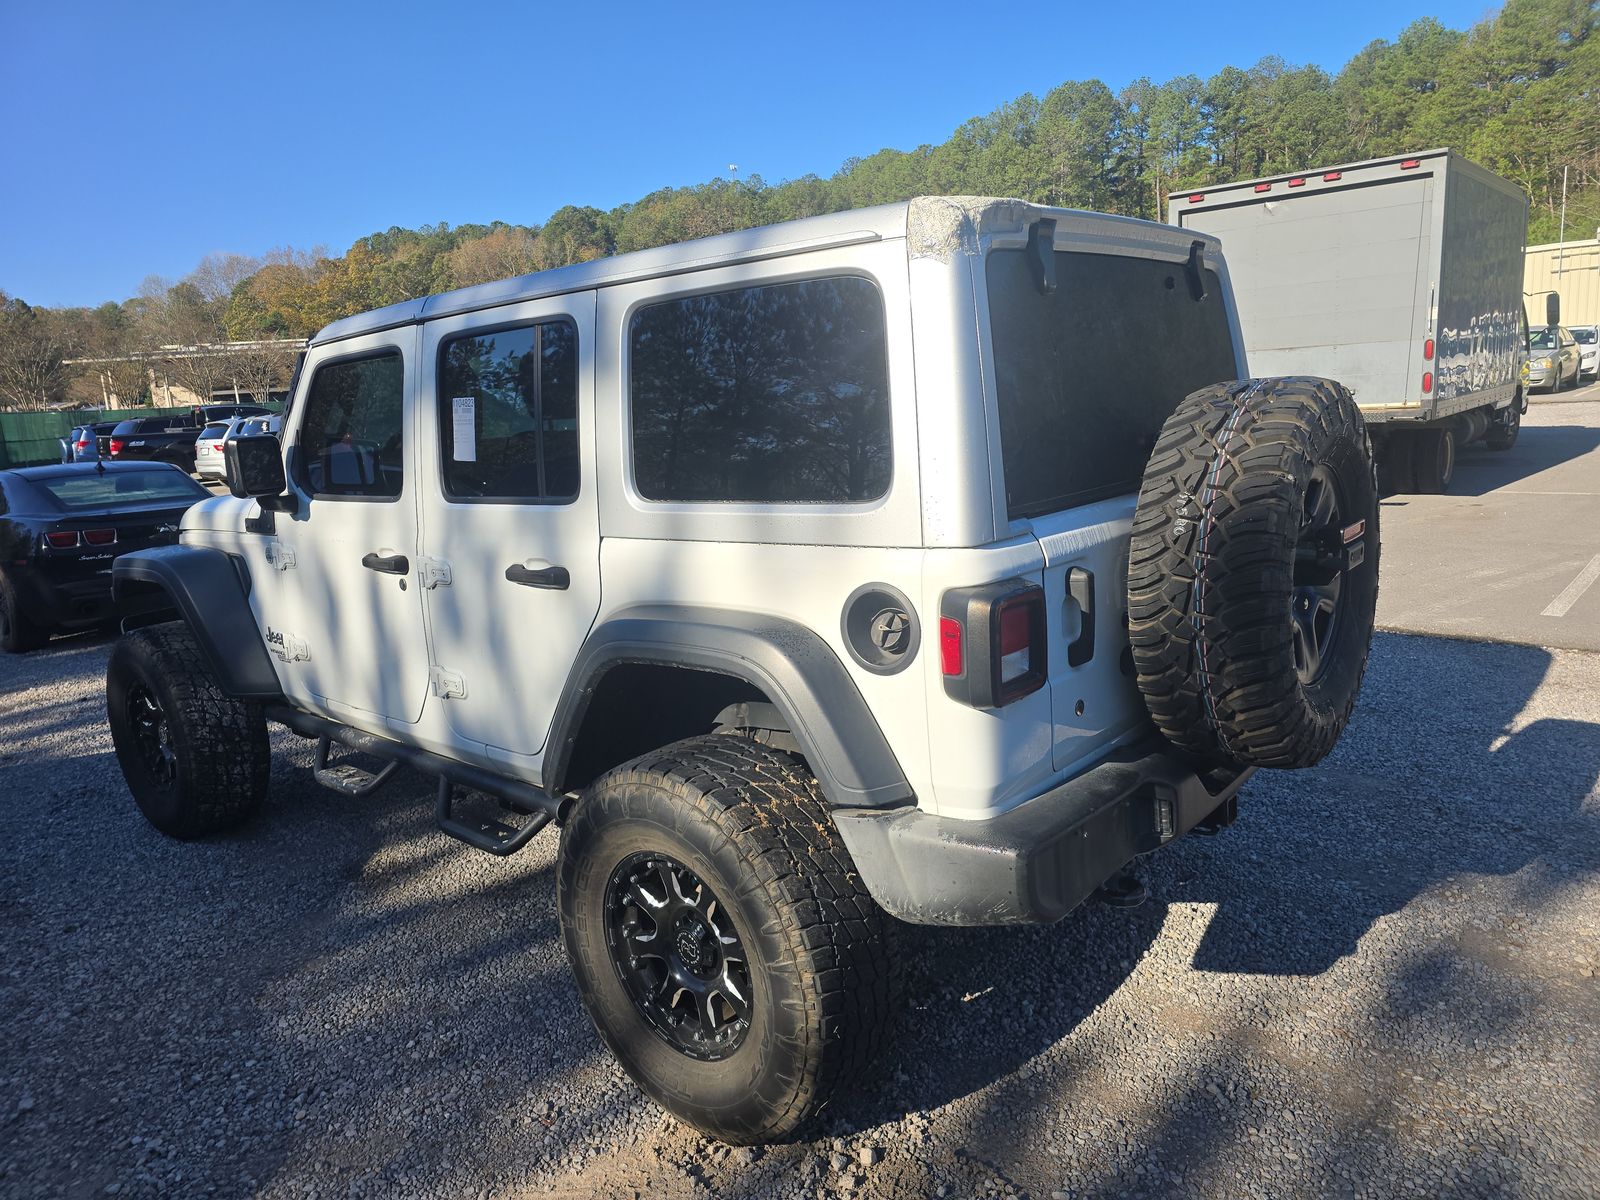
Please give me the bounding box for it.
[1,0,1495,308]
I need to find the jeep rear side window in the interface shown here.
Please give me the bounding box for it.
[294,351,405,498]
[629,276,891,504]
[437,319,578,502]
[986,250,1237,520]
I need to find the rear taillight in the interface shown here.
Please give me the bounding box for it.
[83,529,116,546]
[1400,159,1421,170]
[1288,177,1306,188]
[1423,338,1435,361]
[108,438,125,455]
[1254,182,1272,193]
[212,442,225,451]
[44,531,79,549]
[1187,193,1205,204]
[939,580,1048,709]
[1422,370,1435,394]
[74,439,91,450]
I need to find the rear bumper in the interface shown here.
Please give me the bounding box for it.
[12,569,115,629]
[833,733,1251,926]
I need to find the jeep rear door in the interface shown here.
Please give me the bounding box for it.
[415,291,600,772]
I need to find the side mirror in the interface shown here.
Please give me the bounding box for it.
[1547,292,1561,327]
[225,435,294,511]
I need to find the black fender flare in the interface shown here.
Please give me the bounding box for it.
[112,545,283,700]
[545,605,912,810]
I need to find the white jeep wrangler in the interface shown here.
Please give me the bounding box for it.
[106,196,1379,1143]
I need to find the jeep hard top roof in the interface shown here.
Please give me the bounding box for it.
[310,196,1222,348]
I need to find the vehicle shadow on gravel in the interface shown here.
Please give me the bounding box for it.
[790,630,1600,1166]
[1181,633,1599,977]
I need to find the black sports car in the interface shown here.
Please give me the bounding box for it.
[0,462,210,652]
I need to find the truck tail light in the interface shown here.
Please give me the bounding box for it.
[1400,159,1421,170]
[1323,171,1342,181]
[82,528,116,546]
[1424,338,1435,361]
[1188,193,1205,203]
[1422,370,1434,394]
[1288,177,1306,188]
[44,531,79,549]
[939,580,1048,709]
[1254,183,1272,193]
[108,439,125,455]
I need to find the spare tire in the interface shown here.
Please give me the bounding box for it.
[1127,377,1379,769]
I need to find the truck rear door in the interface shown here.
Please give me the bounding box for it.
[1178,176,1434,411]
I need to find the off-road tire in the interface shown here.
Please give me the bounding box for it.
[1485,404,1521,451]
[558,734,898,1144]
[1411,425,1456,493]
[107,622,270,838]
[1128,377,1380,770]
[0,570,48,653]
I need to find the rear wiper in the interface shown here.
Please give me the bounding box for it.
[1185,240,1208,302]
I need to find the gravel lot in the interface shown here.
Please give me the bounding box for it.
[3,630,1597,1200]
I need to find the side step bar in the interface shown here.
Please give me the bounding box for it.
[313,735,400,797]
[266,705,561,855]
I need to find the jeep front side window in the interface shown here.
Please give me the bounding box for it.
[293,351,405,498]
[628,275,891,504]
[986,250,1237,520]
[437,319,579,502]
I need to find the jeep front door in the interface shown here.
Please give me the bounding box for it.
[274,334,431,724]
[416,293,600,772]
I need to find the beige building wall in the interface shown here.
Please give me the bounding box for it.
[1525,238,1600,327]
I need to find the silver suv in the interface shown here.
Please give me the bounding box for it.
[104,196,1379,1143]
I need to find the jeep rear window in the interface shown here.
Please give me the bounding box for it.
[986,249,1237,520]
[438,319,578,502]
[629,276,891,504]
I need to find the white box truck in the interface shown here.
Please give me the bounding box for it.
[1171,149,1539,494]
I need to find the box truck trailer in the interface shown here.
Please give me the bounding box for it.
[1171,149,1539,494]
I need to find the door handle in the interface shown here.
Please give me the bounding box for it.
[1066,566,1096,667]
[362,551,410,575]
[505,563,570,590]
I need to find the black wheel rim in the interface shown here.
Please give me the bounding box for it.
[604,852,752,1061]
[1291,465,1347,685]
[127,683,178,786]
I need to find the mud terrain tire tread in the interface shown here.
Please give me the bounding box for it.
[107,622,270,837]
[1127,377,1379,770]
[558,734,898,1144]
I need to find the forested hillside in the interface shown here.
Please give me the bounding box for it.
[2,0,1594,409]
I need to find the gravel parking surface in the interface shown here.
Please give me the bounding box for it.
[2,630,1597,1200]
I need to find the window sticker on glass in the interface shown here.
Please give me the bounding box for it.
[452,397,476,462]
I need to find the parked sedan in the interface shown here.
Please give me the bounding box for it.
[58,421,120,463]
[1572,325,1598,381]
[0,462,210,652]
[1526,325,1582,392]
